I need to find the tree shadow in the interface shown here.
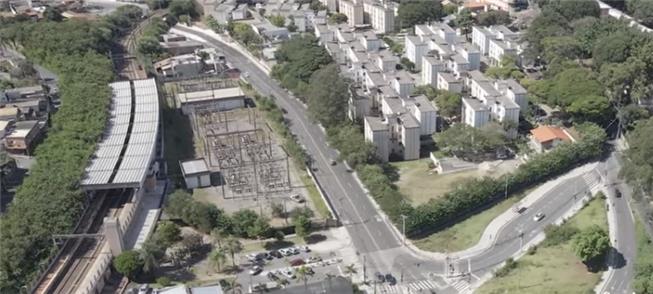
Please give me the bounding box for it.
[381,163,400,182]
[305,233,326,244]
[606,247,627,269]
[263,240,295,250]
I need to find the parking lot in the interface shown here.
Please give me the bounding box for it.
[236,244,345,292]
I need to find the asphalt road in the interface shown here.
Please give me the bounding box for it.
[172,26,628,293]
[596,151,636,294]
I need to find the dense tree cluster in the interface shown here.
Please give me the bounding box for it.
[328,13,348,25]
[476,10,511,26]
[271,35,332,95]
[412,85,462,118]
[306,64,349,128]
[0,7,145,291]
[397,0,444,29]
[137,17,171,59]
[404,123,606,236]
[622,118,653,195]
[523,0,653,126]
[572,225,610,267]
[437,123,508,161]
[165,190,275,239]
[227,22,263,52]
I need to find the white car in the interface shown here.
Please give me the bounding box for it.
[290,194,304,203]
[299,245,310,252]
[249,265,263,275]
[281,268,295,279]
[306,256,321,263]
[533,212,545,222]
[279,248,293,256]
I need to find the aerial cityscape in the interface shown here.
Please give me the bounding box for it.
[0,0,652,293]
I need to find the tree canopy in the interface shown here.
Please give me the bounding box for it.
[397,0,444,29]
[622,118,653,195]
[328,13,348,25]
[272,35,332,95]
[572,225,610,265]
[307,63,349,128]
[437,123,508,161]
[114,250,144,280]
[477,10,511,26]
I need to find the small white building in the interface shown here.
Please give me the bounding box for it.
[405,35,428,70]
[181,158,211,189]
[364,116,390,161]
[462,97,491,128]
[404,95,437,135]
[232,4,248,20]
[436,72,462,93]
[421,56,445,86]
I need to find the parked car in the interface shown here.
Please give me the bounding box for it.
[533,212,545,222]
[137,284,150,294]
[299,245,310,252]
[290,194,304,203]
[289,247,300,255]
[256,253,269,260]
[305,267,315,275]
[306,256,321,263]
[281,268,295,279]
[290,258,306,266]
[375,272,385,283]
[246,253,258,262]
[615,188,622,198]
[385,274,396,285]
[249,266,263,275]
[330,159,337,166]
[280,248,293,256]
[269,250,283,258]
[267,272,279,281]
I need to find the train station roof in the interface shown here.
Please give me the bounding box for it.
[81,78,159,190]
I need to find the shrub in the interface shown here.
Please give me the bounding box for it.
[495,258,518,277]
[542,224,580,247]
[156,276,172,287]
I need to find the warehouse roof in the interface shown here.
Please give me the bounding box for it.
[181,158,210,176]
[176,87,245,104]
[81,78,159,190]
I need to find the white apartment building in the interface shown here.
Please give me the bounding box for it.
[437,72,462,93]
[421,56,445,86]
[339,0,364,26]
[405,35,428,70]
[389,71,415,98]
[462,98,491,128]
[364,116,390,160]
[404,95,438,135]
[373,51,399,72]
[471,25,522,65]
[359,31,382,51]
[363,1,395,34]
[462,70,526,132]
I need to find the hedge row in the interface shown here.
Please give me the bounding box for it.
[404,123,606,237]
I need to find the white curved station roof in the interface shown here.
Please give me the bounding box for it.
[81,78,159,190]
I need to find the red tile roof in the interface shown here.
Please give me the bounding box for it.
[530,125,571,143]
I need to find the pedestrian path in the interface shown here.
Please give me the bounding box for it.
[375,280,440,293]
[444,277,472,293]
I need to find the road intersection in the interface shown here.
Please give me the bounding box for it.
[172,25,635,293]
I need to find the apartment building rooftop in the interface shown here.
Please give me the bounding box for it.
[463,97,489,111]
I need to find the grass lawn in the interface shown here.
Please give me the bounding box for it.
[477,196,608,294]
[412,196,521,252]
[633,218,653,292]
[300,173,331,219]
[392,158,480,206]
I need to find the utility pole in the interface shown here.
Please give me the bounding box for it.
[518,230,524,251]
[400,214,408,246]
[504,176,509,199]
[363,255,367,284]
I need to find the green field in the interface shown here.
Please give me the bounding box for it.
[413,196,520,252]
[391,159,480,206]
[477,196,608,294]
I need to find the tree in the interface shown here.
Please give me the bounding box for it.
[140,240,165,274]
[296,266,311,289]
[247,217,272,240]
[437,123,508,161]
[211,227,228,248]
[400,57,415,72]
[179,14,191,25]
[622,118,653,194]
[328,13,348,25]
[209,248,227,272]
[566,94,611,125]
[524,9,570,57]
[397,0,444,29]
[544,0,600,21]
[541,36,582,64]
[327,124,378,167]
[114,250,144,280]
[156,221,181,246]
[413,86,461,118]
[627,0,653,27]
[224,237,243,267]
[181,232,205,258]
[485,55,524,80]
[269,14,286,27]
[307,64,349,128]
[477,10,511,26]
[343,263,357,281]
[455,8,474,39]
[169,0,197,18]
[572,225,610,266]
[271,202,285,218]
[43,6,63,22]
[618,104,650,130]
[231,209,260,238]
[294,215,312,240]
[205,15,224,33]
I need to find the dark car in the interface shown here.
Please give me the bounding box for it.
[375,272,385,283]
[267,272,279,281]
[615,188,622,198]
[269,250,283,258]
[385,274,396,285]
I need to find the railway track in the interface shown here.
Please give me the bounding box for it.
[44,189,132,294]
[113,10,168,81]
